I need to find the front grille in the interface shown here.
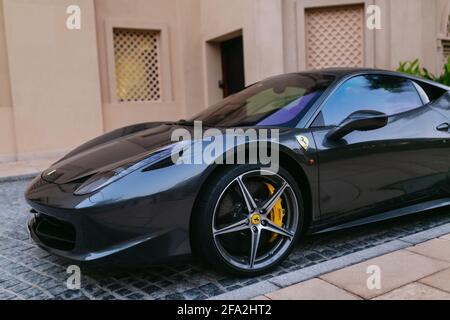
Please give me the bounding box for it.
[33,214,76,251]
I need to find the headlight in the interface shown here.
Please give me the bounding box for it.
[73,144,180,196]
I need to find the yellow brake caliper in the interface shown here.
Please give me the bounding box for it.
[266,183,285,243]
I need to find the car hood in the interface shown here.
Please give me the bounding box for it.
[42,124,182,185]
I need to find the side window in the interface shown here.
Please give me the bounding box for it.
[312,75,424,127]
[414,80,448,103]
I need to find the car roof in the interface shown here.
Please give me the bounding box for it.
[298,67,413,80]
[295,68,450,91]
[300,67,375,77]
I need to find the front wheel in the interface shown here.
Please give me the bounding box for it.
[191,166,304,276]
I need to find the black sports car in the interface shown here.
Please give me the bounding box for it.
[26,69,450,276]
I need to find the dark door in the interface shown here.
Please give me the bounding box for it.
[310,74,450,223]
[221,36,245,98]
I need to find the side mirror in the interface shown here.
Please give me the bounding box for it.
[326,110,388,141]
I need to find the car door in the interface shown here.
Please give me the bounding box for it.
[310,74,450,223]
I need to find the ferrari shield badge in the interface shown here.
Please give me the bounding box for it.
[296,135,310,151]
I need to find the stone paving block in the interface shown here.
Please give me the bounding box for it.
[0,289,18,300]
[406,238,450,262]
[419,268,450,293]
[198,283,225,296]
[2,279,20,289]
[9,282,31,293]
[373,282,450,300]
[19,286,49,299]
[321,250,449,299]
[265,278,360,300]
[127,292,146,300]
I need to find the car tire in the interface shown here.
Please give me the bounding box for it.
[191,165,304,277]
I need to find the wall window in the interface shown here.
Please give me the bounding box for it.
[305,5,364,69]
[312,75,423,127]
[113,28,162,103]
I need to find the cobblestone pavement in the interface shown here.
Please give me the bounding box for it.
[1,179,450,300]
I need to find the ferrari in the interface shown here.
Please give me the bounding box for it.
[26,68,450,276]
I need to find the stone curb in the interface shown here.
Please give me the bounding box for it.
[0,173,37,184]
[209,281,280,301]
[399,223,450,244]
[210,222,450,300]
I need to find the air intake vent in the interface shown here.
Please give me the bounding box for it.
[32,214,76,251]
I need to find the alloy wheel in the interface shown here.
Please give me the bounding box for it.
[212,170,299,271]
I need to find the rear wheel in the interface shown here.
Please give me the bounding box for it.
[191,165,304,276]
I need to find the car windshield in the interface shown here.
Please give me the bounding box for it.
[191,73,335,128]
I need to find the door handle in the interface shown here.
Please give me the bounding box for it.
[436,123,450,132]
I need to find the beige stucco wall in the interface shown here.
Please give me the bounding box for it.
[175,0,205,118]
[202,0,284,84]
[280,0,450,74]
[0,0,11,109]
[247,0,285,83]
[3,0,103,161]
[0,0,15,162]
[386,0,447,74]
[201,0,285,106]
[0,108,16,162]
[95,0,186,131]
[0,0,449,163]
[390,0,425,67]
[371,0,450,75]
[201,0,245,106]
[434,0,450,73]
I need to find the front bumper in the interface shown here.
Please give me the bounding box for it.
[27,213,190,268]
[24,167,203,268]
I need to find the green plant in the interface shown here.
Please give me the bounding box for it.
[396,59,434,80]
[396,57,450,86]
[434,58,450,86]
